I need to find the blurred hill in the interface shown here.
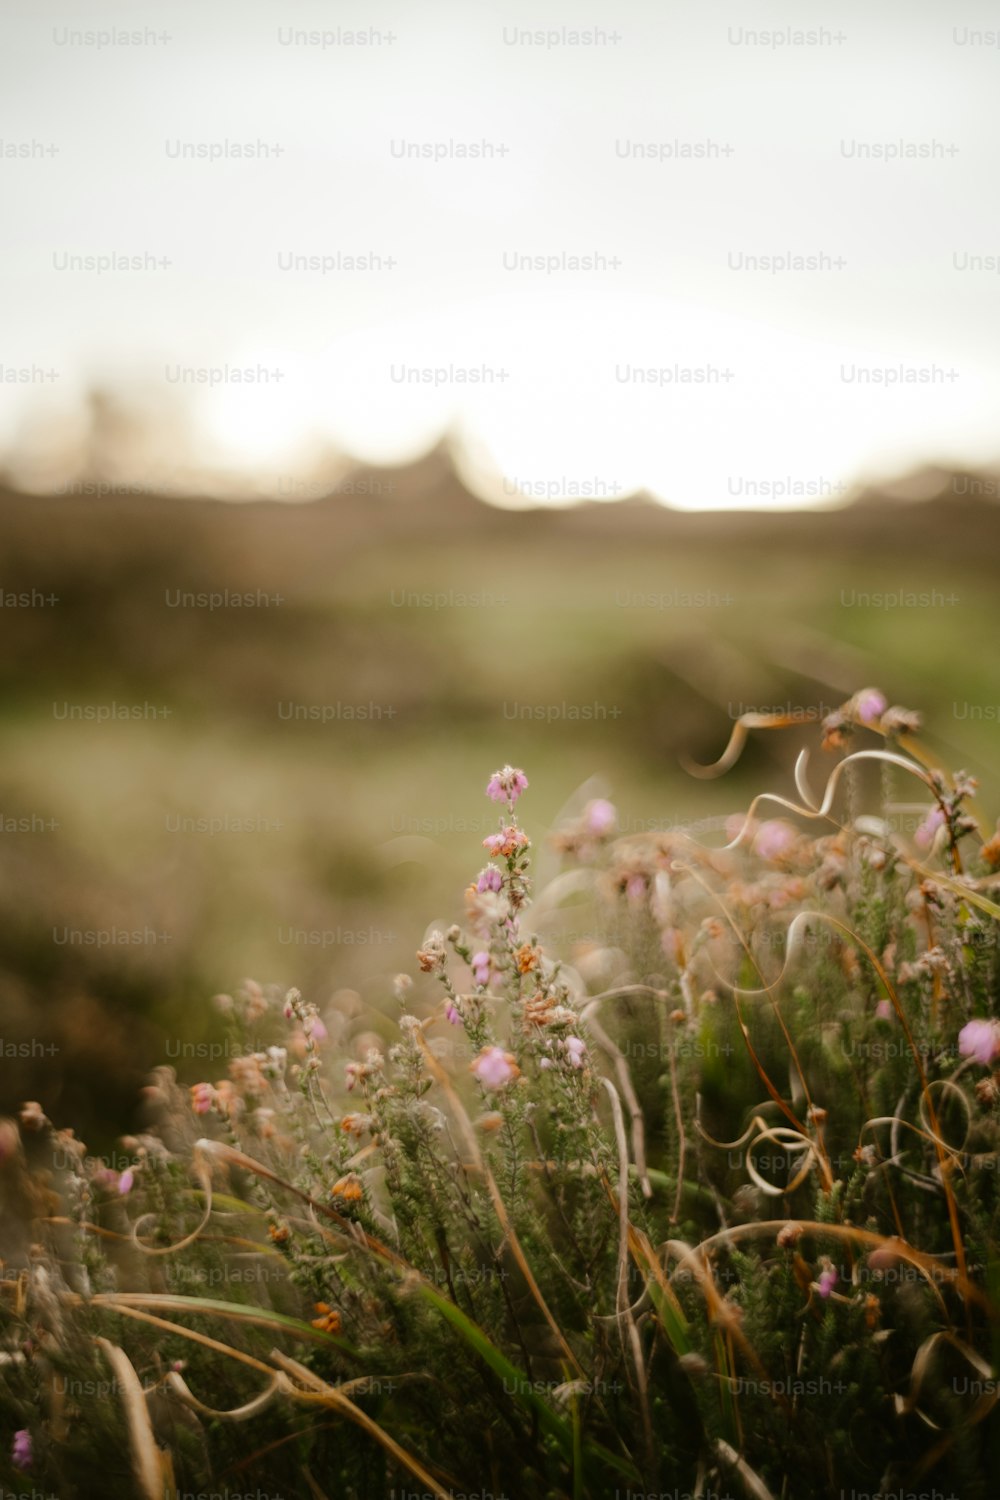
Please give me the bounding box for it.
[1,447,999,1147]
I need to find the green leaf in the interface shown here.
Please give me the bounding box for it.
[94,1293,359,1354]
[416,1281,641,1485]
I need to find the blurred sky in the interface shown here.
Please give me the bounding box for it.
[3,0,1000,507]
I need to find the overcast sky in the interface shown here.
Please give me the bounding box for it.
[3,0,1000,507]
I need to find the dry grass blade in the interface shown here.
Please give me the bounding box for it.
[415,1023,586,1379]
[681,711,818,779]
[669,1220,992,1317]
[95,1336,169,1500]
[270,1349,453,1500]
[129,1150,215,1257]
[88,1301,278,1373]
[193,1137,405,1267]
[894,1330,998,1429]
[669,859,825,1155]
[598,1077,654,1470]
[697,1112,821,1197]
[161,1368,284,1420]
[659,1235,790,1413]
[582,1006,652,1196]
[90,1292,342,1349]
[715,1437,778,1500]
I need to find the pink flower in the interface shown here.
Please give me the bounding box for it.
[755,820,794,861]
[445,1002,461,1025]
[471,950,491,986]
[471,1046,518,1089]
[486,766,529,806]
[477,865,503,894]
[874,999,893,1022]
[855,689,887,725]
[12,1429,32,1470]
[625,874,646,903]
[584,799,617,836]
[118,1168,135,1195]
[565,1037,587,1069]
[483,826,529,858]
[915,807,946,849]
[190,1083,215,1115]
[817,1267,838,1298]
[959,1018,1000,1067]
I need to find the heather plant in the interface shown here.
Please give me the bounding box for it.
[3,692,1000,1499]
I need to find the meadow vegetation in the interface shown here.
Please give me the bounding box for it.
[3,690,1000,1497]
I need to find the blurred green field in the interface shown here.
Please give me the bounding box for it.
[2,449,999,1146]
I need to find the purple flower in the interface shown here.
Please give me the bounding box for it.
[584,799,616,837]
[855,689,887,725]
[817,1267,838,1298]
[472,1046,518,1089]
[565,1036,587,1069]
[118,1167,135,1195]
[476,865,503,894]
[915,807,946,850]
[471,950,491,986]
[486,766,529,806]
[12,1429,32,1470]
[959,1018,1000,1067]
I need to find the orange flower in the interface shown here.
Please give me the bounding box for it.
[516,943,539,974]
[268,1222,290,1245]
[331,1173,364,1203]
[311,1302,342,1335]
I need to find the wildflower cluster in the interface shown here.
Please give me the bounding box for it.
[3,709,1000,1500]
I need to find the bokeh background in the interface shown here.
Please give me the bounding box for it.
[3,0,1000,1147]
